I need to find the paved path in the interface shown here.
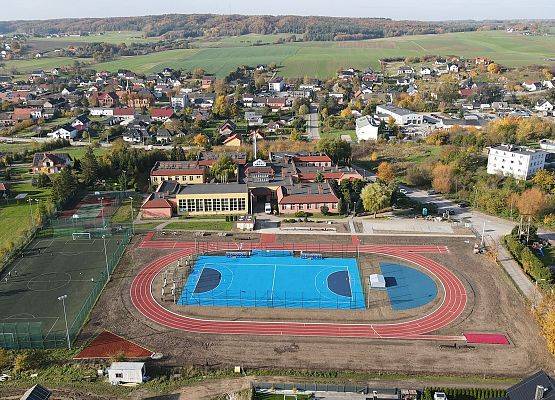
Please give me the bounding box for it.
[306,110,320,140]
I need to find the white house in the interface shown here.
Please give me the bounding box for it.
[522,81,541,92]
[107,362,147,385]
[535,99,554,112]
[419,67,432,76]
[48,125,78,140]
[89,107,114,117]
[268,77,285,92]
[171,94,189,110]
[487,144,547,180]
[375,104,423,125]
[355,115,380,141]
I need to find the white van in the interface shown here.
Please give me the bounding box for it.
[264,203,272,214]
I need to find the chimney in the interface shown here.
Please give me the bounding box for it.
[535,385,546,400]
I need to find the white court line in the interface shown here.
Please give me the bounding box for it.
[270,264,277,302]
[44,317,60,339]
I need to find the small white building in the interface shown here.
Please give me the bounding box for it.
[375,104,423,125]
[487,144,547,180]
[355,115,380,141]
[535,99,554,113]
[47,125,78,140]
[108,362,146,385]
[370,274,386,289]
[268,77,285,92]
[89,107,114,117]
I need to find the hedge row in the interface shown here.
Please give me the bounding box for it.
[504,235,553,284]
[422,387,506,400]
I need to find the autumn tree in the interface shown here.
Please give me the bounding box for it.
[532,169,555,194]
[210,155,236,183]
[487,63,501,74]
[516,188,550,218]
[535,293,555,355]
[377,161,395,183]
[432,163,454,194]
[193,134,209,149]
[361,182,392,217]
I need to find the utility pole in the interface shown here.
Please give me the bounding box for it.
[129,196,135,234]
[102,234,109,280]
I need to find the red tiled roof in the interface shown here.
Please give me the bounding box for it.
[142,198,173,209]
[279,194,339,204]
[150,108,174,118]
[113,107,135,116]
[74,331,153,359]
[295,155,332,163]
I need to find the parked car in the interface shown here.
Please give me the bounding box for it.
[264,203,272,214]
[457,202,469,208]
[427,189,436,195]
[399,188,409,195]
[434,393,448,400]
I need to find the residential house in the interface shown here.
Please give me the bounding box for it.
[31,152,73,174]
[48,124,78,140]
[535,99,554,112]
[20,384,52,400]
[502,370,554,400]
[150,108,174,122]
[155,128,173,144]
[201,76,216,90]
[71,114,90,132]
[522,81,542,92]
[219,120,237,136]
[97,92,118,108]
[269,77,285,92]
[223,133,242,147]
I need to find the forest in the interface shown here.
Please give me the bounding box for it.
[0,14,538,41]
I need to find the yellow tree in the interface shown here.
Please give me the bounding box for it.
[487,63,500,74]
[432,163,454,194]
[535,293,555,355]
[193,134,209,149]
[377,161,395,183]
[516,188,549,218]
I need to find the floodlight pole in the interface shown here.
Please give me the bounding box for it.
[58,295,71,350]
[27,198,34,228]
[129,196,135,234]
[480,220,487,248]
[100,196,106,229]
[102,234,110,280]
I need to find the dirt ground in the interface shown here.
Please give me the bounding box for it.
[78,234,555,379]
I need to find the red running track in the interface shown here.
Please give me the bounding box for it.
[130,240,466,340]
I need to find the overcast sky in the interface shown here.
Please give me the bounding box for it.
[3,0,555,21]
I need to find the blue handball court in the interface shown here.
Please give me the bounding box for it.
[379,263,438,311]
[178,250,366,309]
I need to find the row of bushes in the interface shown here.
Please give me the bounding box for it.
[504,235,553,286]
[422,387,506,400]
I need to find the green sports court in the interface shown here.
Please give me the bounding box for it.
[0,232,129,349]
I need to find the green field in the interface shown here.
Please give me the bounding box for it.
[3,30,554,78]
[165,220,233,231]
[31,31,158,45]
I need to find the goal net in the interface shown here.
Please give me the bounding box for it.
[72,232,92,240]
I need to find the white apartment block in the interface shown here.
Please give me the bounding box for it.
[487,144,547,180]
[355,115,380,141]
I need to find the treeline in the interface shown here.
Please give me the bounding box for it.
[0,14,515,41]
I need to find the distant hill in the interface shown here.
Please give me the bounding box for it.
[1,14,546,42]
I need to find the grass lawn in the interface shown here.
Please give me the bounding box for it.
[54,146,108,160]
[0,181,50,252]
[320,129,356,142]
[165,220,234,231]
[31,31,158,45]
[7,30,552,79]
[110,195,142,224]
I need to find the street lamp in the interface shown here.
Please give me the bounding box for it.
[100,196,106,229]
[129,196,135,234]
[102,234,110,280]
[57,295,71,350]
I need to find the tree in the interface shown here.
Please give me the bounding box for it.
[361,182,392,217]
[316,137,351,165]
[405,165,432,187]
[0,348,11,370]
[532,169,555,193]
[320,205,329,215]
[516,188,550,218]
[535,293,555,355]
[298,104,309,116]
[193,134,209,149]
[338,198,347,215]
[487,63,501,74]
[192,67,205,79]
[80,147,100,187]
[211,155,236,183]
[377,162,395,183]
[432,164,454,194]
[314,170,324,183]
[51,168,78,206]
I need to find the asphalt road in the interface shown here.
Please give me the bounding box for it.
[306,109,320,140]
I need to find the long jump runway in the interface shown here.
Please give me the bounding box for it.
[130,238,466,341]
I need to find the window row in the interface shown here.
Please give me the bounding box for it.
[178,197,247,213]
